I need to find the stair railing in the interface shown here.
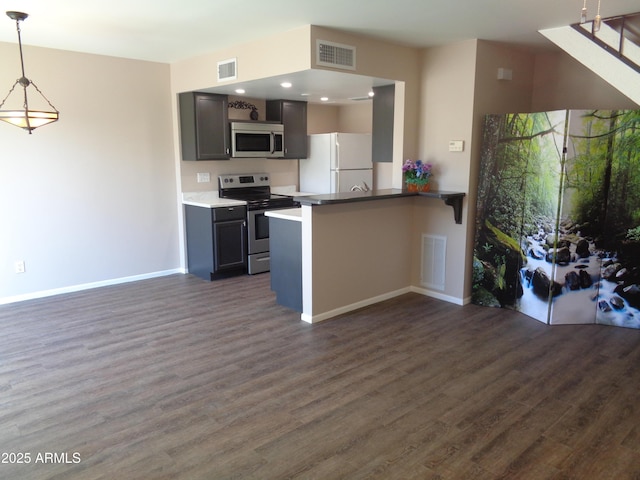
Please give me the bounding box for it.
[572,12,640,74]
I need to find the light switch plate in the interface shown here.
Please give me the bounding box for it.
[449,140,464,152]
[196,172,211,183]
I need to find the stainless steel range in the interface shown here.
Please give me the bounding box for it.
[218,173,297,274]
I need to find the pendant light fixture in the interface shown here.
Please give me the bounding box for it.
[0,11,59,134]
[580,0,603,32]
[593,0,602,32]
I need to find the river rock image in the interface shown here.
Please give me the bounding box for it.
[473,109,640,329]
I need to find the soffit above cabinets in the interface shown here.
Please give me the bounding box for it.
[201,69,395,106]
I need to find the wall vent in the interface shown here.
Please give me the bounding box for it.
[421,234,447,291]
[217,58,237,82]
[316,40,356,70]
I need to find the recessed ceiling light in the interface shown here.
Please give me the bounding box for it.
[280,82,292,88]
[300,93,310,97]
[320,97,329,102]
[235,88,245,94]
[368,91,375,97]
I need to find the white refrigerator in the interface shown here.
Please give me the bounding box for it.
[299,133,372,194]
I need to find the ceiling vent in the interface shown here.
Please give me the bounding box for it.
[316,40,356,70]
[217,58,237,82]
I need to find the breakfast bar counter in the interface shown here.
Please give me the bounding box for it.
[267,188,466,323]
[294,188,466,223]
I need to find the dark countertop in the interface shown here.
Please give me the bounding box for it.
[293,188,411,205]
[293,188,466,223]
[293,188,465,205]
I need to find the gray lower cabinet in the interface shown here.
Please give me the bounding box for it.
[269,217,302,312]
[185,205,246,280]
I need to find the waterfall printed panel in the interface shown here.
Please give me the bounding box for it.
[472,109,640,329]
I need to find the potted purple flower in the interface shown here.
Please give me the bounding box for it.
[403,159,432,192]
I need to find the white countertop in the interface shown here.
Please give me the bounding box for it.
[182,191,246,208]
[271,186,317,197]
[183,186,318,208]
[265,208,302,222]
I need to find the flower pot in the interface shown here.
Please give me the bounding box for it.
[406,182,430,192]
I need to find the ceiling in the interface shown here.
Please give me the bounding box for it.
[1,0,638,104]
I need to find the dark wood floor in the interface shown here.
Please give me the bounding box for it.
[2,273,640,479]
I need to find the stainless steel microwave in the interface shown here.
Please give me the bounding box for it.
[230,122,284,158]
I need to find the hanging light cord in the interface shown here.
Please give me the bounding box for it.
[14,16,28,84]
[14,16,33,131]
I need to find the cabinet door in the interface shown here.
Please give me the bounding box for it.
[372,84,394,163]
[179,92,229,161]
[185,205,215,280]
[213,219,246,271]
[269,217,302,312]
[266,100,307,159]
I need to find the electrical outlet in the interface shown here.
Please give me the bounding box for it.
[15,260,25,274]
[196,172,211,183]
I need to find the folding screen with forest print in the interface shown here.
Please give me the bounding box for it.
[473,109,640,328]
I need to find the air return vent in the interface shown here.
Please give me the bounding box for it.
[421,234,447,291]
[316,40,356,70]
[217,58,237,82]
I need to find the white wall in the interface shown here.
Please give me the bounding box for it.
[533,51,639,110]
[307,103,373,134]
[0,43,180,303]
[304,198,414,321]
[414,40,478,302]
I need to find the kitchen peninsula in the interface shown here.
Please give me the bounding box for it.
[266,188,465,323]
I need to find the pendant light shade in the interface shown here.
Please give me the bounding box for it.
[0,108,59,129]
[0,11,59,134]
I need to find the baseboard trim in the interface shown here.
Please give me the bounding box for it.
[0,269,185,305]
[300,287,412,324]
[410,285,467,305]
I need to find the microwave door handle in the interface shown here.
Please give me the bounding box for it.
[270,132,275,154]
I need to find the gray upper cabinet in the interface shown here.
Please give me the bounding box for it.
[179,92,230,161]
[372,84,394,163]
[266,100,308,159]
